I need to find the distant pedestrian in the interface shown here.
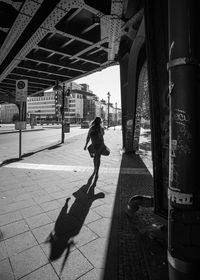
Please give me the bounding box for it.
[84,117,110,180]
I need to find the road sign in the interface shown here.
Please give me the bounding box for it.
[16,80,28,102]
[15,121,26,130]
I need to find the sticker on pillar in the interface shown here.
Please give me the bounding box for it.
[169,157,174,183]
[169,81,174,94]
[168,189,193,205]
[171,139,177,157]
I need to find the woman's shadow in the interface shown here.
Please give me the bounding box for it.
[46,173,104,273]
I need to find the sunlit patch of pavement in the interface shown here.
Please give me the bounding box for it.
[4,162,149,175]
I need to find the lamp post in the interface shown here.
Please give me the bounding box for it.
[61,83,65,143]
[115,102,117,129]
[107,92,111,128]
[53,81,70,143]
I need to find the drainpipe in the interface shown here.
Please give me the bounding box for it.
[168,0,200,279]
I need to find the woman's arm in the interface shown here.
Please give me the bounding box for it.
[84,130,91,150]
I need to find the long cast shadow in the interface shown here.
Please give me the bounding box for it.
[46,173,105,273]
[102,153,168,280]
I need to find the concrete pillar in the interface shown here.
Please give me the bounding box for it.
[119,19,145,153]
[168,0,200,278]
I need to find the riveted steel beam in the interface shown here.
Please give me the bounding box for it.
[0,0,44,65]
[4,1,22,11]
[15,66,72,79]
[70,37,108,59]
[106,0,124,61]
[81,22,100,35]
[89,48,106,56]
[24,54,86,73]
[0,0,72,82]
[4,78,52,87]
[83,4,105,18]
[65,7,83,22]
[9,72,58,82]
[61,38,75,48]
[35,45,71,58]
[54,29,94,46]
[0,0,126,103]
[57,0,84,11]
[24,57,86,73]
[36,45,101,66]
[18,59,75,76]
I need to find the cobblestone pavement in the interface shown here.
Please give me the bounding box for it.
[0,127,168,280]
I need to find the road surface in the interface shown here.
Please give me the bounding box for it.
[0,126,88,164]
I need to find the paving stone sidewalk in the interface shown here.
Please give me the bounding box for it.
[0,127,168,280]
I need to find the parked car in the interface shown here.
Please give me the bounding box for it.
[81,121,89,128]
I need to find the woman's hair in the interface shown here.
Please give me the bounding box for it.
[91,117,102,127]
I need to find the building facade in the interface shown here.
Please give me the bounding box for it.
[27,82,85,123]
[0,103,19,123]
[27,92,55,122]
[26,81,121,124]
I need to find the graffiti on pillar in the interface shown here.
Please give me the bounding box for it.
[169,81,174,94]
[133,61,149,151]
[169,139,180,191]
[133,105,142,151]
[125,119,134,152]
[173,109,192,155]
[168,189,193,205]
[173,109,190,123]
[169,108,192,192]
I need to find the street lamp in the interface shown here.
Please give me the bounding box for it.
[53,80,71,143]
[115,102,117,124]
[114,102,117,130]
[107,92,111,128]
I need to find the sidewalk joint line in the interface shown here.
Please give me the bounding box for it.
[4,162,149,174]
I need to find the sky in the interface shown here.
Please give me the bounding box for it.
[74,65,121,108]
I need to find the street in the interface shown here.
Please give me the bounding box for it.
[0,126,89,164]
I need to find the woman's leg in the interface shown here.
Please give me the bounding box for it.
[93,156,97,173]
[94,154,101,178]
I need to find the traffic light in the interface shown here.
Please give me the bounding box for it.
[66,88,71,96]
[60,106,64,114]
[55,91,61,116]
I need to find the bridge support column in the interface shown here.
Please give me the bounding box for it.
[168,0,200,279]
[119,19,145,153]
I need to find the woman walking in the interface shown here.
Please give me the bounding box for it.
[84,117,109,179]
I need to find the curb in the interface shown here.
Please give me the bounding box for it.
[0,128,44,135]
[0,140,61,167]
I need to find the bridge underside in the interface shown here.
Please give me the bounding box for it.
[0,0,143,102]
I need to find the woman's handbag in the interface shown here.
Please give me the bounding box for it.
[87,144,95,158]
[87,143,110,157]
[101,144,110,156]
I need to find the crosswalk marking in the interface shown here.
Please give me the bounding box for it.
[5,162,150,175]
